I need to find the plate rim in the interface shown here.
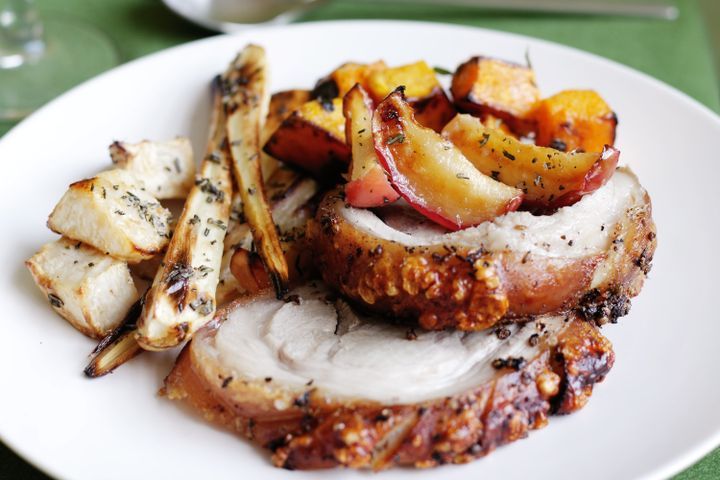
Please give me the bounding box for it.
[1,19,719,480]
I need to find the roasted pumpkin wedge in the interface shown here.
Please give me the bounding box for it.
[366,60,455,132]
[443,114,620,209]
[532,89,617,152]
[451,56,540,134]
[263,97,350,180]
[343,84,399,208]
[330,60,387,97]
[260,89,312,180]
[373,90,523,230]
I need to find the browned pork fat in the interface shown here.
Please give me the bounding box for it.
[308,167,656,331]
[164,284,614,470]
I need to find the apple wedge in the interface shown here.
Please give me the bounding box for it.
[343,84,399,208]
[372,90,523,230]
[443,114,620,209]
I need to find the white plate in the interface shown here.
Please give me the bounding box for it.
[1,20,719,480]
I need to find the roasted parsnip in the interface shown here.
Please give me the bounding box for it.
[222,44,289,297]
[135,77,233,350]
[84,299,143,378]
[216,166,318,304]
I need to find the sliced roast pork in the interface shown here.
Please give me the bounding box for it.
[308,167,656,331]
[164,283,614,470]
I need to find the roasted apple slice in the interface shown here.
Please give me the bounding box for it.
[443,114,619,209]
[532,89,617,152]
[451,56,540,134]
[343,84,399,208]
[372,90,523,230]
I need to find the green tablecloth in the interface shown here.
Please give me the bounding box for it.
[1,1,718,478]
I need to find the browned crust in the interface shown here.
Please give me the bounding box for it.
[306,187,656,331]
[164,312,613,470]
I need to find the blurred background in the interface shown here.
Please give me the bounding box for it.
[0,0,718,478]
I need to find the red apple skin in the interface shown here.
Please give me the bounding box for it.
[345,167,400,208]
[372,90,523,231]
[552,146,620,208]
[343,84,401,208]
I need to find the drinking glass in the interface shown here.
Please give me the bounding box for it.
[0,0,118,120]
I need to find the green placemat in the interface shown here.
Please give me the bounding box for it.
[1,1,718,478]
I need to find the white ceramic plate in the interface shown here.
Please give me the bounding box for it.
[1,20,719,480]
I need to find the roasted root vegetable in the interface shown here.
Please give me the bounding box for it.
[451,56,540,134]
[109,137,196,199]
[365,61,455,132]
[47,169,172,263]
[343,84,399,208]
[260,89,313,180]
[230,237,313,295]
[263,97,350,179]
[26,237,139,339]
[84,300,143,377]
[532,89,617,152]
[443,114,619,209]
[224,44,289,297]
[373,91,523,230]
[135,76,233,350]
[217,167,318,304]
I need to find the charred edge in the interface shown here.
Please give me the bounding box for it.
[311,77,339,112]
[164,259,193,312]
[575,288,631,326]
[84,330,141,378]
[269,270,288,300]
[90,293,144,355]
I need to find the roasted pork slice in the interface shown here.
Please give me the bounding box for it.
[308,167,656,331]
[165,283,614,470]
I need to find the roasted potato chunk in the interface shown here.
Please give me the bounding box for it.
[366,61,455,132]
[451,56,540,133]
[26,237,139,339]
[47,169,172,263]
[109,137,195,199]
[533,89,617,152]
[263,97,350,179]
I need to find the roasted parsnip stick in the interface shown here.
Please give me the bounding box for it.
[222,44,289,298]
[135,77,233,350]
[84,299,143,378]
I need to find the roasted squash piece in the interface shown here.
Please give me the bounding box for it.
[260,89,312,179]
[366,61,455,132]
[451,56,540,134]
[330,60,387,97]
[263,97,350,179]
[533,89,617,152]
